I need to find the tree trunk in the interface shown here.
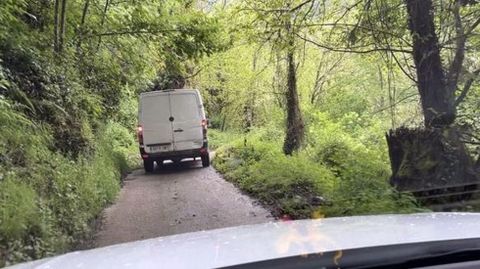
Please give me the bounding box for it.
[76,0,90,54]
[79,0,90,32]
[386,128,478,206]
[53,0,60,52]
[405,0,455,127]
[244,54,257,132]
[283,50,304,155]
[96,0,110,50]
[221,115,227,132]
[273,53,286,108]
[58,0,68,52]
[310,61,325,105]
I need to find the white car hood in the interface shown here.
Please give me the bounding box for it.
[10,213,480,269]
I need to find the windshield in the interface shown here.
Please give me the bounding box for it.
[1,0,479,268]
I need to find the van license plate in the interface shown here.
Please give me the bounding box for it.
[149,145,170,153]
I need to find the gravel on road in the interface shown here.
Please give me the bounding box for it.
[95,159,273,247]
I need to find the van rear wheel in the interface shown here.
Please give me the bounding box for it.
[143,160,154,173]
[201,154,210,168]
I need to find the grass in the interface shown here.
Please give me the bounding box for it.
[210,126,424,220]
[0,103,139,266]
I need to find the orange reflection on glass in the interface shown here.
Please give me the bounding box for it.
[275,218,343,266]
[311,210,325,219]
[333,250,343,265]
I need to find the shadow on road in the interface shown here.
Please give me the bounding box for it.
[149,158,204,175]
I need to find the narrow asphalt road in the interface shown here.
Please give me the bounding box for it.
[95,158,273,247]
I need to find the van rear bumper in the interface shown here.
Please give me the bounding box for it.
[139,142,208,160]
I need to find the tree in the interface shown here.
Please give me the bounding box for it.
[284,23,304,154]
[59,0,67,52]
[390,0,480,197]
[76,0,90,54]
[239,0,320,154]
[405,0,480,128]
[298,0,479,127]
[292,0,480,197]
[53,0,60,52]
[405,0,454,127]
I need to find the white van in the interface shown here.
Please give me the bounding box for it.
[137,89,209,172]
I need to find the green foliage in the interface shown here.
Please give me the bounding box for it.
[212,119,422,219]
[215,134,325,219]
[0,180,38,241]
[0,1,27,41]
[0,102,135,266]
[208,129,236,150]
[103,121,142,174]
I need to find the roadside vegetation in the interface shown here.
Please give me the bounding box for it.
[1,112,135,264]
[211,119,422,219]
[0,0,220,266]
[201,0,479,220]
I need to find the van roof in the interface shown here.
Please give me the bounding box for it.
[140,89,199,97]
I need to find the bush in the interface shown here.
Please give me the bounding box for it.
[213,117,422,220]
[0,179,39,242]
[0,101,137,266]
[214,132,335,219]
[208,129,236,150]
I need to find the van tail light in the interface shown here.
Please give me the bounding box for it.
[201,119,207,138]
[137,125,144,145]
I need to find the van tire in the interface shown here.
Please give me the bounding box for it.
[143,160,154,173]
[201,154,210,168]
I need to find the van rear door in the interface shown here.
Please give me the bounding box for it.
[140,92,174,153]
[170,92,204,151]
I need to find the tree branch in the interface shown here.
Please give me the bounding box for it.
[455,68,480,107]
[290,0,315,12]
[465,15,480,36]
[87,29,177,38]
[242,0,314,14]
[439,16,480,46]
[301,23,411,44]
[295,33,412,54]
[185,68,203,79]
[390,51,417,83]
[446,0,466,94]
[371,92,418,115]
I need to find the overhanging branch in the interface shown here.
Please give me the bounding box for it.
[295,33,412,54]
[86,29,177,38]
[446,0,466,94]
[455,68,480,107]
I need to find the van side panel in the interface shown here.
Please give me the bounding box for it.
[140,93,174,153]
[170,93,204,151]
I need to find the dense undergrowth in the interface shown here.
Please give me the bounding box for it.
[211,113,425,219]
[0,99,139,266]
[0,2,146,265]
